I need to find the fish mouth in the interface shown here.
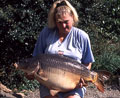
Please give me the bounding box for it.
[14,63,18,69]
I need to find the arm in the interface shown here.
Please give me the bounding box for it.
[76,63,92,88]
[84,63,92,70]
[33,27,49,56]
[78,32,94,87]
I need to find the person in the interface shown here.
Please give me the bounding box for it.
[31,0,95,98]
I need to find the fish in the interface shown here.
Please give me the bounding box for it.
[14,54,109,96]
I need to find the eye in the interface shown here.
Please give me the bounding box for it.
[64,20,69,24]
[58,21,62,24]
[57,20,69,24]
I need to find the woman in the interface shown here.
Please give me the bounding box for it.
[32,0,95,98]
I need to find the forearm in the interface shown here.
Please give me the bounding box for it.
[84,63,92,70]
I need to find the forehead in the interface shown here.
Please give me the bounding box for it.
[55,13,73,22]
[55,6,73,20]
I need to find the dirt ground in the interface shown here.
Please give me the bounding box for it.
[25,84,120,98]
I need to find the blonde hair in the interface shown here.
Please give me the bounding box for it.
[48,0,79,28]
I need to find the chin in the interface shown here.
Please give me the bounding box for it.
[65,30,70,33]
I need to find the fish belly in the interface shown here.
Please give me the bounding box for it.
[36,67,80,92]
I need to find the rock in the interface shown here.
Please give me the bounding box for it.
[0,82,25,98]
[0,82,12,93]
[0,90,16,98]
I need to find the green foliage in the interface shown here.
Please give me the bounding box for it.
[0,0,120,91]
[15,75,40,91]
[92,43,120,73]
[94,52,120,73]
[73,0,120,39]
[0,0,49,41]
[0,0,51,91]
[8,70,40,91]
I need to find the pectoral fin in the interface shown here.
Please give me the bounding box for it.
[37,75,48,81]
[36,69,48,81]
[50,90,59,96]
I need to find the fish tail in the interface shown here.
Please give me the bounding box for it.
[91,72,104,93]
[93,70,111,93]
[94,75,104,93]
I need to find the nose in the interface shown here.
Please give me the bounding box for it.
[62,23,66,28]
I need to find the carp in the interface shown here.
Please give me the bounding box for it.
[14,54,108,96]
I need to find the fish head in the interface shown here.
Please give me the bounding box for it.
[14,57,40,74]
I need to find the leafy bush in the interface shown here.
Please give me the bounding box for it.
[93,51,120,73]
[0,0,51,91]
[92,39,120,73]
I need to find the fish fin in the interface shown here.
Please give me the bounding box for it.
[37,75,48,81]
[91,71,104,93]
[50,90,59,96]
[94,78,104,93]
[96,70,111,81]
[37,69,48,81]
[91,70,112,93]
[32,64,40,74]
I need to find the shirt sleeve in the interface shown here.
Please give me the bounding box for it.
[32,27,48,56]
[80,33,95,64]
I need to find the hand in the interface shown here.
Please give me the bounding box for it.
[24,73,35,80]
[76,78,88,88]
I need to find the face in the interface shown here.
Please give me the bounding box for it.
[55,13,74,35]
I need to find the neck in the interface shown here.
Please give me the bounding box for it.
[59,37,64,42]
[58,32,68,42]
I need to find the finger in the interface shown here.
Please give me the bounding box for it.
[80,78,88,87]
[79,83,83,88]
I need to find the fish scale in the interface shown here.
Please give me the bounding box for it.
[39,54,90,77]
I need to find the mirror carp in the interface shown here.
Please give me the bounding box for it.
[14,54,108,96]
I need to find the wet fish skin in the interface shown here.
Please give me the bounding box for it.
[14,54,105,96]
